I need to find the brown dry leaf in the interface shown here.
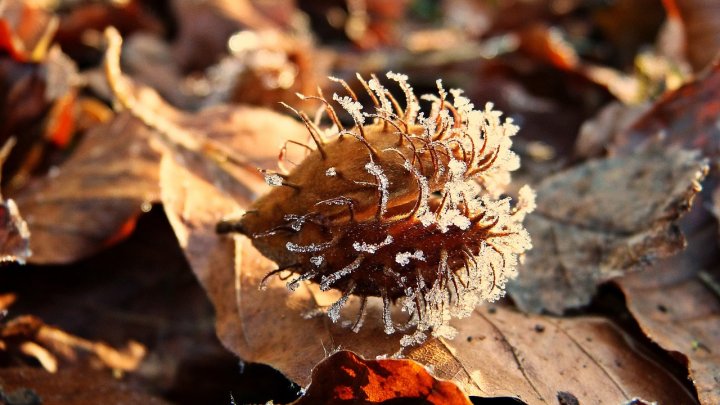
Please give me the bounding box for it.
[515,23,641,104]
[13,112,161,264]
[619,268,720,405]
[508,147,707,314]
[614,210,720,405]
[295,350,471,404]
[0,367,170,405]
[408,306,694,404]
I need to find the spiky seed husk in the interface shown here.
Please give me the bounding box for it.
[226,72,535,346]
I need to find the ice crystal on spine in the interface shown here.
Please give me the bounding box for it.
[225,72,534,347]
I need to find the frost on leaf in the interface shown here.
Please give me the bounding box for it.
[230,72,534,346]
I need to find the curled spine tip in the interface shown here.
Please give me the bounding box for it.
[355,73,381,109]
[279,102,327,158]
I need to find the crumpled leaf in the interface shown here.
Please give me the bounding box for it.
[620,271,720,405]
[609,60,720,233]
[508,147,707,314]
[0,367,170,405]
[13,112,161,264]
[614,210,720,405]
[295,350,471,404]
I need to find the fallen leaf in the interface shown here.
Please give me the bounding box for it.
[515,23,642,103]
[614,211,720,405]
[295,350,471,404]
[573,101,650,160]
[0,367,170,405]
[0,314,145,373]
[13,112,161,264]
[612,61,720,158]
[619,272,719,405]
[508,147,707,314]
[407,306,695,404]
[188,232,695,404]
[101,28,703,402]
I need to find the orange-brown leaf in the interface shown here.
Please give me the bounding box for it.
[295,351,471,404]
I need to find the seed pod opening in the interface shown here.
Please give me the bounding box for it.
[220,72,535,346]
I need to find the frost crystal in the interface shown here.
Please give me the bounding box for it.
[263,172,284,186]
[283,214,307,231]
[310,256,324,267]
[353,235,393,253]
[333,93,365,126]
[387,71,418,123]
[327,290,353,322]
[365,161,390,217]
[320,256,363,291]
[287,270,317,291]
[286,240,333,253]
[395,250,425,266]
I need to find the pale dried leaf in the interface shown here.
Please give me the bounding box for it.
[406,306,694,404]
